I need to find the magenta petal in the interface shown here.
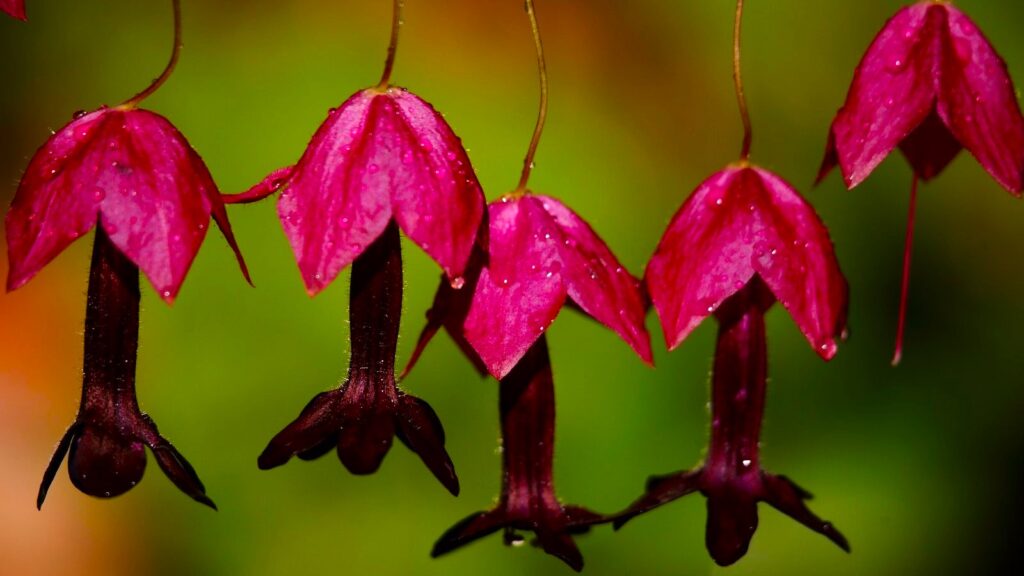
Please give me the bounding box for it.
[276,88,484,295]
[6,110,105,292]
[1,0,26,20]
[388,90,485,280]
[750,168,848,359]
[646,167,846,358]
[6,107,246,302]
[463,198,566,379]
[278,92,390,294]
[646,169,759,350]
[937,4,1024,194]
[824,3,938,188]
[536,195,652,364]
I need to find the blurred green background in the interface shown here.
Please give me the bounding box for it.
[2,0,1024,574]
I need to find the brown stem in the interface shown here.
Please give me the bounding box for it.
[733,0,752,161]
[377,0,403,89]
[515,0,548,193]
[122,0,182,108]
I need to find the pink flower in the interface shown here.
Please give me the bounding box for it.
[405,194,651,568]
[819,1,1024,363]
[615,165,849,565]
[819,1,1024,190]
[407,194,652,380]
[236,87,484,295]
[238,86,484,493]
[647,166,847,359]
[1,0,26,20]
[6,106,249,302]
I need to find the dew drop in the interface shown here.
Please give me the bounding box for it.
[715,198,723,206]
[450,276,465,290]
[72,109,87,119]
[501,278,510,286]
[740,459,752,468]
[162,290,171,298]
[92,187,105,201]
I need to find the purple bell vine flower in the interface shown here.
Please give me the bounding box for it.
[613,0,849,565]
[406,1,650,570]
[7,0,249,508]
[818,0,1024,364]
[228,0,484,495]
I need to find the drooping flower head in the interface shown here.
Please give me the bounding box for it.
[818,1,1024,363]
[615,0,849,565]
[819,1,1024,191]
[233,0,483,494]
[8,0,247,507]
[406,1,651,570]
[617,166,849,565]
[6,106,248,301]
[646,166,848,359]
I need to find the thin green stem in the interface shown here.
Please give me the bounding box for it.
[515,0,548,193]
[734,0,752,161]
[122,0,182,108]
[377,0,403,89]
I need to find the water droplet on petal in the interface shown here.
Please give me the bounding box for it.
[72,109,87,119]
[740,459,752,468]
[450,276,465,290]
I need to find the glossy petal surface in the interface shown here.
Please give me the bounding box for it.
[6,107,248,302]
[822,2,1024,192]
[646,166,847,358]
[464,195,650,379]
[937,4,1024,193]
[276,88,484,294]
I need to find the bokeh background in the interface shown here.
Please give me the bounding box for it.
[3,1,1024,574]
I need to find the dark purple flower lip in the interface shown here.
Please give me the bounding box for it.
[39,411,215,510]
[257,222,458,495]
[612,279,848,566]
[431,338,605,572]
[37,226,214,509]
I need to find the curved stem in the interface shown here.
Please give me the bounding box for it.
[733,0,752,161]
[891,174,919,367]
[377,0,403,89]
[515,0,548,193]
[122,0,182,108]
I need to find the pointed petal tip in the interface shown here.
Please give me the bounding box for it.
[256,447,289,470]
